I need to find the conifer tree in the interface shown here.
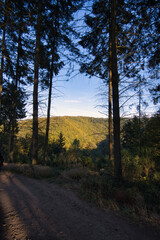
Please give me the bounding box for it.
[43,0,84,164]
[0,0,9,109]
[8,0,29,162]
[32,0,42,165]
[110,0,122,179]
[79,0,160,179]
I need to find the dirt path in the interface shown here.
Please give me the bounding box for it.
[0,171,159,240]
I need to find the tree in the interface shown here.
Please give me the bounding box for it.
[0,0,29,162]
[79,0,124,179]
[150,85,160,105]
[143,1,160,105]
[79,0,159,180]
[32,0,42,165]
[122,116,147,156]
[108,0,113,164]
[0,0,6,109]
[110,0,122,180]
[71,138,80,150]
[8,0,29,162]
[43,0,84,164]
[57,132,66,152]
[145,111,160,171]
[0,82,26,161]
[43,0,63,164]
[122,112,160,177]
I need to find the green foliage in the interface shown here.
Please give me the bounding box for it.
[80,155,93,168]
[0,131,10,161]
[122,151,142,180]
[80,174,116,205]
[122,116,147,156]
[145,111,160,169]
[17,116,108,149]
[71,138,80,150]
[134,180,160,214]
[150,85,160,105]
[56,132,66,154]
[0,82,26,128]
[80,172,160,223]
[122,113,160,180]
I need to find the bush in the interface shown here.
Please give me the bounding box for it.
[61,167,92,181]
[94,155,113,173]
[80,156,93,168]
[80,174,116,206]
[3,163,56,179]
[137,180,160,213]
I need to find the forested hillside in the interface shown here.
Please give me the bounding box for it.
[18,116,108,149]
[0,0,160,230]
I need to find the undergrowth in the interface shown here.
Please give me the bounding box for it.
[3,163,61,179]
[3,163,160,227]
[79,173,160,227]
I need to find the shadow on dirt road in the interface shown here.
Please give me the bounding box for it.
[0,200,6,239]
[0,171,160,240]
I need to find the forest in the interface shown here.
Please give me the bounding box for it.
[0,0,160,226]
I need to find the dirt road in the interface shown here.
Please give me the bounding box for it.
[0,171,159,240]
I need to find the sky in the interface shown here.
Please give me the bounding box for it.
[25,67,159,120]
[38,70,107,119]
[25,3,159,120]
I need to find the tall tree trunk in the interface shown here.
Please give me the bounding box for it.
[44,0,58,164]
[111,0,122,180]
[138,76,142,157]
[43,52,54,164]
[108,0,113,163]
[0,0,7,110]
[32,0,42,165]
[9,27,22,163]
[109,63,113,163]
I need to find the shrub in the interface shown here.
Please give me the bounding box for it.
[137,181,160,213]
[4,163,56,179]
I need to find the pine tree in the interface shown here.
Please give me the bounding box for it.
[8,0,29,162]
[78,0,159,179]
[0,0,9,109]
[79,0,125,179]
[43,0,84,164]
[32,0,42,165]
[0,82,26,161]
[110,0,122,180]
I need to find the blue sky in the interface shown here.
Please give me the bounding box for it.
[25,5,159,120]
[35,70,159,119]
[25,64,159,120]
[44,71,105,118]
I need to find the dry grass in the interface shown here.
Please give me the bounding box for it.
[3,163,55,179]
[61,167,98,181]
[2,163,160,228]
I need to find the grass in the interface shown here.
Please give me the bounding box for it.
[3,163,160,228]
[3,163,60,179]
[79,173,160,228]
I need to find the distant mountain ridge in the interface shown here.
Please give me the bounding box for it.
[18,116,108,149]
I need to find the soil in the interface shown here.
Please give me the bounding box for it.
[0,171,160,240]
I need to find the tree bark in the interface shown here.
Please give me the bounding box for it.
[108,0,113,164]
[0,0,8,110]
[111,0,122,180]
[44,0,59,164]
[32,0,42,165]
[109,64,113,163]
[43,52,54,164]
[9,26,22,163]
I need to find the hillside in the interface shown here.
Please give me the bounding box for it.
[18,116,108,149]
